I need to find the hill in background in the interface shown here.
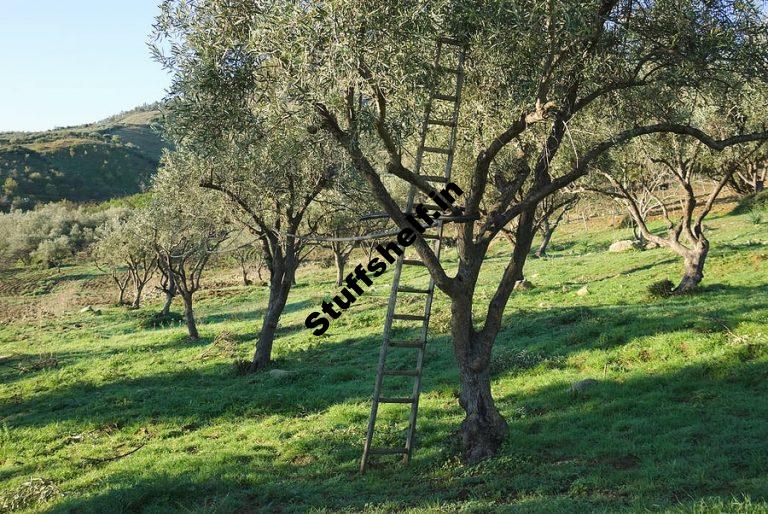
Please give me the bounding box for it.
[0,104,168,212]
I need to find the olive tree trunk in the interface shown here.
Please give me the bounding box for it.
[181,292,199,340]
[534,221,553,258]
[674,241,709,294]
[131,283,145,309]
[251,261,296,371]
[451,293,510,462]
[334,250,346,287]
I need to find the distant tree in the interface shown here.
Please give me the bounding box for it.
[95,209,157,308]
[594,128,766,293]
[32,236,71,270]
[533,192,578,259]
[144,152,229,340]
[0,202,111,268]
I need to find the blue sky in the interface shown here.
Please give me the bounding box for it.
[0,0,169,132]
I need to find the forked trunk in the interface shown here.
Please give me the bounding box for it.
[161,292,174,316]
[118,286,127,306]
[674,242,709,294]
[181,293,199,339]
[131,283,145,309]
[160,271,177,316]
[251,263,295,371]
[450,294,509,463]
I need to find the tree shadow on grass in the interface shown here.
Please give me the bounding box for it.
[35,357,768,513]
[6,283,766,431]
[492,283,768,363]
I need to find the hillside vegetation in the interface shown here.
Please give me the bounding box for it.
[0,105,167,211]
[1,206,767,512]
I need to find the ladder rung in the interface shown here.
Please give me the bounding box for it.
[402,259,426,267]
[392,314,426,322]
[382,369,421,377]
[389,340,425,349]
[433,93,458,102]
[421,175,448,183]
[435,65,462,75]
[427,118,456,127]
[398,286,430,294]
[368,447,408,455]
[423,146,452,155]
[437,36,462,46]
[378,397,415,404]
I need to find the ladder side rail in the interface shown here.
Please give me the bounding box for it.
[360,41,445,474]
[404,46,468,461]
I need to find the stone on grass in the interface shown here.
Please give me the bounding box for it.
[269,369,296,380]
[79,306,101,315]
[576,286,589,297]
[609,240,639,253]
[569,378,598,393]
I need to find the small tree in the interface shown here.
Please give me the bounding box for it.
[145,152,229,340]
[594,125,765,293]
[532,192,578,258]
[95,209,157,309]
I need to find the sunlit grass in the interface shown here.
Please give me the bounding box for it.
[1,208,767,512]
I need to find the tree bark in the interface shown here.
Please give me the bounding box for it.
[161,292,174,316]
[181,292,199,339]
[334,251,345,287]
[674,241,709,294]
[251,262,295,371]
[160,271,176,316]
[458,361,509,462]
[534,222,553,258]
[450,293,509,463]
[131,283,145,309]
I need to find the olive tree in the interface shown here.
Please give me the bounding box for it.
[155,0,768,462]
[95,210,158,309]
[144,151,229,340]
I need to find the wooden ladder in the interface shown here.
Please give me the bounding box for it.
[360,37,467,473]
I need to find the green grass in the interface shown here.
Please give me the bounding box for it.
[1,209,768,513]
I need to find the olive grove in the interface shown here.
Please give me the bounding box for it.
[154,0,768,461]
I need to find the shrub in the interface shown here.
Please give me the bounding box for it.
[747,209,764,225]
[647,279,675,298]
[139,311,185,329]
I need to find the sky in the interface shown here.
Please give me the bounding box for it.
[0,0,170,132]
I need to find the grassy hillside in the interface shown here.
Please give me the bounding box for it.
[1,208,767,512]
[0,106,167,211]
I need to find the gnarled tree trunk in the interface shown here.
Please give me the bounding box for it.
[451,294,509,462]
[131,283,145,309]
[451,208,537,462]
[674,240,709,294]
[181,292,199,339]
[251,260,296,371]
[334,250,345,287]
